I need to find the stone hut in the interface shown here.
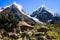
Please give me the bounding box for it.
[38,25,49,32]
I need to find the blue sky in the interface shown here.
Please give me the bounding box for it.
[0,0,60,15]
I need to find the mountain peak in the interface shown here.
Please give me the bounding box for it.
[10,2,26,14]
[41,5,46,8]
[13,2,17,5]
[12,2,23,10]
[34,5,56,16]
[13,2,22,7]
[3,2,23,11]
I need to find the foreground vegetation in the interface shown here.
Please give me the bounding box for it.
[0,13,60,40]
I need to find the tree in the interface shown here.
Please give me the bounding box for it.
[0,13,19,32]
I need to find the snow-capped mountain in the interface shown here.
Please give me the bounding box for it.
[0,2,25,20]
[0,3,60,24]
[10,3,45,24]
[0,2,41,24]
[0,8,4,12]
[31,5,60,23]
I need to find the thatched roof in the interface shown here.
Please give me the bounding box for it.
[38,25,49,32]
[18,21,34,28]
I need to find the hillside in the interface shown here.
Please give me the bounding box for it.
[0,3,60,40]
[0,12,60,40]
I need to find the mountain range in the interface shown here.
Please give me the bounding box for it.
[0,2,60,24]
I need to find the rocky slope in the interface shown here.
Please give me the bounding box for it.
[0,2,37,24]
[31,5,60,24]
